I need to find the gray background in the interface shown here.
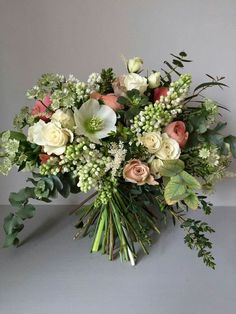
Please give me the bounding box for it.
[0,205,236,314]
[0,0,236,205]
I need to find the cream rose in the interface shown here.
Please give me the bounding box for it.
[51,109,75,129]
[139,132,162,154]
[123,159,158,186]
[123,73,148,94]
[150,159,164,178]
[155,133,181,160]
[27,120,73,155]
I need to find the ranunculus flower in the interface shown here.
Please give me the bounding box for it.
[27,120,73,155]
[153,87,168,101]
[90,92,124,111]
[165,121,189,148]
[127,57,143,73]
[155,133,181,160]
[148,72,161,89]
[32,95,52,120]
[112,76,127,97]
[150,159,164,178]
[123,73,148,95]
[51,109,75,129]
[139,132,162,154]
[123,159,158,186]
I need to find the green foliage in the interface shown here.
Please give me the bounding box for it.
[99,68,115,94]
[161,51,192,85]
[159,159,185,177]
[198,196,213,215]
[164,171,200,209]
[224,135,236,157]
[3,172,80,248]
[181,219,216,269]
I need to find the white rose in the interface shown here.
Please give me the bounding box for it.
[139,132,162,153]
[148,72,161,89]
[124,73,148,94]
[155,133,181,160]
[28,120,47,146]
[150,159,164,178]
[27,120,73,155]
[51,109,75,129]
[127,57,143,73]
[41,121,73,155]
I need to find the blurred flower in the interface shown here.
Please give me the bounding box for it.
[51,109,75,129]
[32,95,52,121]
[153,87,168,101]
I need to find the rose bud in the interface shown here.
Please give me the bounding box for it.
[127,57,143,73]
[165,121,189,148]
[148,72,161,89]
[153,87,169,102]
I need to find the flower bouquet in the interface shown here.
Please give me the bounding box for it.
[1,52,236,268]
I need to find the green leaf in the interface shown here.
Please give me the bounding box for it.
[42,177,54,191]
[224,135,236,158]
[193,81,228,93]
[184,193,199,210]
[9,190,28,207]
[179,171,201,189]
[52,175,63,191]
[3,233,19,247]
[9,131,27,142]
[207,133,224,146]
[164,178,186,204]
[159,159,185,177]
[17,204,36,219]
[3,213,23,235]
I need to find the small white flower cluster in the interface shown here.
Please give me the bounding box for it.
[0,131,20,175]
[87,72,102,93]
[199,146,220,166]
[131,74,192,138]
[105,141,127,177]
[76,148,112,192]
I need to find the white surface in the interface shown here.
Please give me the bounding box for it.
[0,0,236,205]
[0,205,236,314]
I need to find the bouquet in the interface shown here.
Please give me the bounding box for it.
[1,52,235,268]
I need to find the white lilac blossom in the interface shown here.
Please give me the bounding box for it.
[74,99,117,143]
[131,74,192,138]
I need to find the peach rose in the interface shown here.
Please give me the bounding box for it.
[165,121,189,148]
[90,92,123,111]
[123,159,158,186]
[153,87,168,102]
[32,95,52,121]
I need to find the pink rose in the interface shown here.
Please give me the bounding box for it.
[123,159,158,186]
[90,92,123,111]
[32,95,52,121]
[165,121,189,148]
[153,87,168,102]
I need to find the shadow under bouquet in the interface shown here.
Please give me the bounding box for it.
[1,52,236,268]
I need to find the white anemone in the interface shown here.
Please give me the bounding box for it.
[74,99,117,143]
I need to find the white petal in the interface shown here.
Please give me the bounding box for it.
[44,145,66,155]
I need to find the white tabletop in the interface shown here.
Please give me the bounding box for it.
[0,205,235,314]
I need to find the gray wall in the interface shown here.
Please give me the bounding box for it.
[0,0,235,205]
